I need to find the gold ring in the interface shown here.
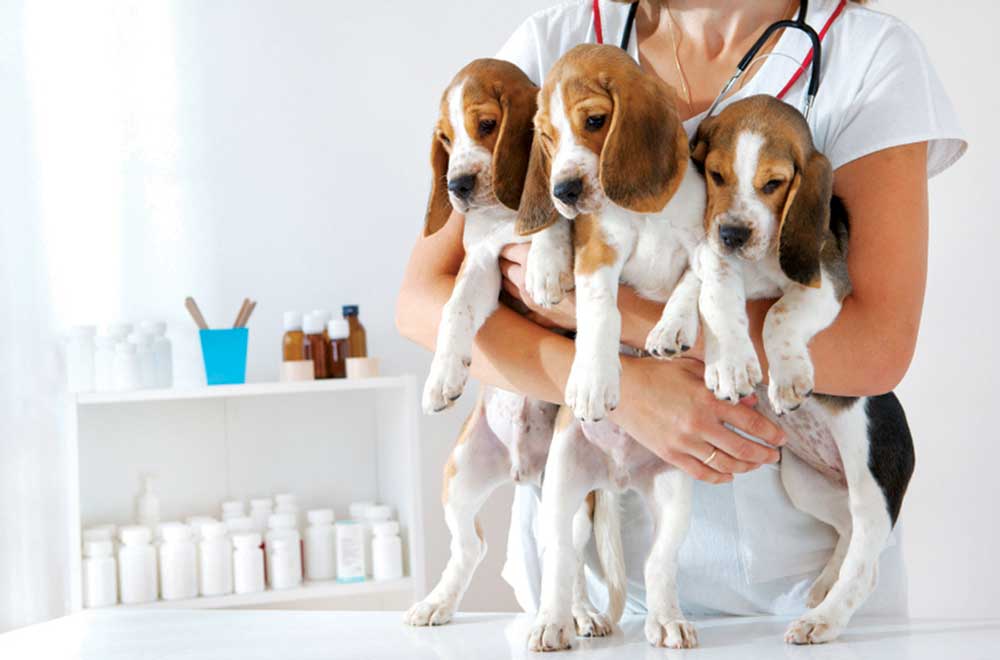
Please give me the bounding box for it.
[702,449,718,466]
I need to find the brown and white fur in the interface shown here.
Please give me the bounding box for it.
[667,94,916,643]
[516,44,706,651]
[407,59,625,634]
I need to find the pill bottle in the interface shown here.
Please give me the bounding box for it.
[82,539,118,608]
[303,313,330,380]
[112,342,142,392]
[129,331,157,389]
[199,521,233,597]
[304,509,336,581]
[363,505,392,578]
[93,335,117,392]
[66,325,96,393]
[221,500,246,522]
[335,521,365,583]
[226,516,255,535]
[342,305,367,358]
[249,498,274,533]
[372,521,403,581]
[274,493,300,523]
[159,522,197,601]
[83,524,116,544]
[118,525,157,604]
[186,516,218,586]
[327,318,350,379]
[282,312,305,361]
[140,321,173,388]
[105,322,133,343]
[266,513,302,589]
[232,532,265,594]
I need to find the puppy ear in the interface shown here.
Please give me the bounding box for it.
[689,115,716,171]
[600,75,687,213]
[516,134,560,235]
[424,133,451,236]
[492,82,537,211]
[779,151,833,287]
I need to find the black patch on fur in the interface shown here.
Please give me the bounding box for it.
[865,392,915,525]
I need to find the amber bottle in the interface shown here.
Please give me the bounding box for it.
[342,305,367,358]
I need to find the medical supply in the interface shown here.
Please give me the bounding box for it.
[304,509,336,581]
[371,521,403,581]
[266,513,302,589]
[342,305,367,358]
[135,476,160,530]
[93,335,116,392]
[346,356,379,379]
[274,493,301,529]
[83,524,116,544]
[199,521,233,597]
[184,297,209,330]
[82,540,118,608]
[282,312,305,361]
[335,521,365,583]
[105,322,133,343]
[112,342,142,391]
[140,321,173,388]
[363,505,392,577]
[129,332,157,389]
[159,523,197,601]
[118,525,157,604]
[303,313,330,380]
[226,516,255,535]
[232,532,265,594]
[221,500,246,521]
[66,325,96,393]
[327,318,350,379]
[249,498,274,533]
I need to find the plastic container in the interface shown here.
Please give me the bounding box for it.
[66,325,97,393]
[372,521,403,581]
[265,513,302,589]
[303,313,329,380]
[93,335,117,392]
[249,499,274,533]
[232,532,265,594]
[159,523,197,601]
[304,509,336,581]
[274,493,300,529]
[105,322,133,343]
[83,525,116,544]
[225,516,255,535]
[327,318,350,379]
[221,500,246,521]
[335,521,365,583]
[130,331,157,389]
[82,539,118,608]
[199,521,233,597]
[199,328,248,386]
[112,342,142,391]
[282,312,305,361]
[362,505,392,578]
[342,305,367,358]
[118,526,157,604]
[140,321,173,388]
[136,476,160,530]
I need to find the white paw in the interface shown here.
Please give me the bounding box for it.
[422,352,470,414]
[645,309,699,359]
[527,613,575,652]
[404,599,455,626]
[525,241,573,308]
[644,614,698,649]
[572,605,613,638]
[784,613,844,645]
[767,352,814,415]
[704,342,762,403]
[565,356,620,422]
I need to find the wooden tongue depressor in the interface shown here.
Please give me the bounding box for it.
[185,297,210,330]
[240,300,257,328]
[233,298,251,328]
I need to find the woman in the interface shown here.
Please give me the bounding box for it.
[397,0,964,617]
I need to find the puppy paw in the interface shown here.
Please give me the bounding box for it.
[645,310,698,359]
[527,613,575,652]
[565,357,620,422]
[572,605,613,638]
[404,598,455,626]
[422,353,470,414]
[767,352,814,415]
[784,613,844,645]
[525,240,574,308]
[704,343,762,403]
[644,614,698,649]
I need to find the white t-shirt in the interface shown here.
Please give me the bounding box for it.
[495,0,965,617]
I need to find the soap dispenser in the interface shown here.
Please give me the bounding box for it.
[136,475,160,529]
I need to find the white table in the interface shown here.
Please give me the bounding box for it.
[1,610,997,659]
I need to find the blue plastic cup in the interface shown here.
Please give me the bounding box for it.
[199,328,248,385]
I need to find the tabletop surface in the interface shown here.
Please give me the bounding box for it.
[1,610,998,659]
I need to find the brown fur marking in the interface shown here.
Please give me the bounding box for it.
[574,214,617,275]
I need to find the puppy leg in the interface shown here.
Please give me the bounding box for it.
[763,277,841,415]
[405,398,511,626]
[525,217,574,308]
[646,267,701,358]
[569,494,613,638]
[423,245,502,413]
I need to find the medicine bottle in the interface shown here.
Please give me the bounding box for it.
[136,475,160,530]
[266,513,302,589]
[140,320,173,388]
[118,525,157,604]
[335,521,365,583]
[304,509,336,581]
[159,522,197,601]
[363,505,392,578]
[83,539,118,608]
[129,331,157,389]
[66,325,96,393]
[282,312,305,361]
[342,305,367,358]
[327,318,350,379]
[221,500,246,522]
[372,521,403,581]
[303,313,330,380]
[249,498,274,533]
[199,521,234,597]
[226,516,255,535]
[112,342,142,391]
[232,532,265,594]
[93,335,116,392]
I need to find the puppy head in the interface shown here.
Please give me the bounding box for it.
[691,94,832,286]
[517,44,687,234]
[424,59,538,236]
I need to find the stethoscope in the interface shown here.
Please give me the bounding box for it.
[592,0,848,121]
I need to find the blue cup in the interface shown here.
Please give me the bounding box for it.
[199,328,248,385]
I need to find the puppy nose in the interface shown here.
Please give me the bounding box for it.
[553,178,583,205]
[719,224,751,249]
[447,174,476,200]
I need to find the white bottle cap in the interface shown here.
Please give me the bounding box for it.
[268,513,297,530]
[82,526,115,543]
[327,318,350,340]
[372,521,399,537]
[226,516,255,534]
[364,505,393,522]
[307,509,335,525]
[348,501,374,520]
[283,312,303,331]
[232,532,262,549]
[274,493,297,507]
[160,522,191,543]
[83,540,113,558]
[186,516,217,538]
[115,342,136,355]
[249,498,273,510]
[120,525,152,545]
[139,320,167,336]
[202,521,229,539]
[221,500,245,518]
[69,325,97,339]
[302,313,324,335]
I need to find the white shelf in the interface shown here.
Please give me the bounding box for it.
[75,376,409,405]
[119,577,414,610]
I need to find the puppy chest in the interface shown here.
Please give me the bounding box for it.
[758,401,846,487]
[621,234,690,303]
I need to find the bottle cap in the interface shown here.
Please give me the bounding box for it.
[226,516,255,534]
[221,500,245,518]
[185,516,217,538]
[82,526,115,543]
[327,318,350,340]
[69,325,97,339]
[83,540,113,558]
[307,509,335,525]
[202,521,228,539]
[232,532,262,549]
[274,493,297,507]
[372,521,399,537]
[268,513,297,530]
[348,501,374,520]
[302,313,324,335]
[115,342,136,355]
[250,498,273,510]
[160,522,191,543]
[283,312,303,331]
[365,505,392,522]
[120,525,152,545]
[139,321,167,336]
[342,305,359,317]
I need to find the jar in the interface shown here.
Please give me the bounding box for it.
[249,498,274,533]
[304,509,336,581]
[274,493,300,529]
[303,313,330,380]
[232,532,265,594]
[265,513,302,589]
[199,521,233,596]
[363,505,392,578]
[221,500,246,522]
[371,521,403,581]
[159,522,197,601]
[66,325,96,393]
[112,342,142,392]
[118,525,157,604]
[282,312,305,361]
[82,539,118,608]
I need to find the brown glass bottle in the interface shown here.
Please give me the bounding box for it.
[342,305,367,358]
[303,314,330,379]
[282,312,305,361]
[327,318,349,379]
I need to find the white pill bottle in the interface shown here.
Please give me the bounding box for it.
[232,532,265,595]
[118,525,157,604]
[159,522,197,601]
[82,540,118,608]
[304,509,336,581]
[371,521,403,581]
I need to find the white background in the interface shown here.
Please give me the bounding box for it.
[0,0,996,628]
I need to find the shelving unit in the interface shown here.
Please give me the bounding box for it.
[68,376,425,612]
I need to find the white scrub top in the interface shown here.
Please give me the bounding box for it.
[495,0,966,617]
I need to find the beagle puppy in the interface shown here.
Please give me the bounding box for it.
[516,44,705,651]
[675,94,916,643]
[407,59,624,635]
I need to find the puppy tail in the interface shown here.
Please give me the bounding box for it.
[593,489,626,624]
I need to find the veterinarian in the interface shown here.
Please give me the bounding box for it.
[397,0,964,618]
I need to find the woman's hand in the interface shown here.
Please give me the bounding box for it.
[499,243,578,331]
[612,355,786,483]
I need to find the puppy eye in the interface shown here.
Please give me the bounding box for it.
[710,171,725,186]
[585,115,606,132]
[478,119,497,137]
[761,179,783,194]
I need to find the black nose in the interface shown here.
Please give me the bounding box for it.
[553,178,583,205]
[719,224,751,249]
[447,174,476,200]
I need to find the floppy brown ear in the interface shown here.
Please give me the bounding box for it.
[689,116,716,171]
[516,134,560,235]
[778,151,833,287]
[600,74,687,213]
[492,83,537,211]
[424,134,451,236]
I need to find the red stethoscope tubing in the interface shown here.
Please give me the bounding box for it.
[592,0,847,100]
